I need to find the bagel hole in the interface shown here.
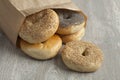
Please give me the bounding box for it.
[66,16,71,19]
[82,52,86,56]
[82,48,88,56]
[64,15,72,19]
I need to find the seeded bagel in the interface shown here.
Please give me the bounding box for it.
[54,9,86,35]
[62,41,103,72]
[19,9,59,43]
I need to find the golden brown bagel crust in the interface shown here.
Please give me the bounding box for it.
[54,9,86,35]
[60,27,85,43]
[19,9,59,43]
[20,35,62,60]
[62,41,103,72]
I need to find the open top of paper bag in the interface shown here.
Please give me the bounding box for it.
[10,0,79,16]
[0,0,86,46]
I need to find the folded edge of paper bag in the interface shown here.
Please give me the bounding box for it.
[0,0,87,46]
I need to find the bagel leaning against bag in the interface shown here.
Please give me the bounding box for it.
[54,9,86,35]
[54,9,87,43]
[19,9,59,44]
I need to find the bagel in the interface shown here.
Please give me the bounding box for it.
[54,9,86,35]
[20,35,62,60]
[60,27,85,43]
[19,9,59,43]
[62,41,103,72]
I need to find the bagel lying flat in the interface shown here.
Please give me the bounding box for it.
[62,41,103,72]
[60,27,85,43]
[20,35,62,60]
[19,9,59,43]
[54,9,86,35]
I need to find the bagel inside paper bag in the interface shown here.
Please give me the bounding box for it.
[0,0,87,46]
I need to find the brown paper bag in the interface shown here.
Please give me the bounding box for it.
[0,0,87,46]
